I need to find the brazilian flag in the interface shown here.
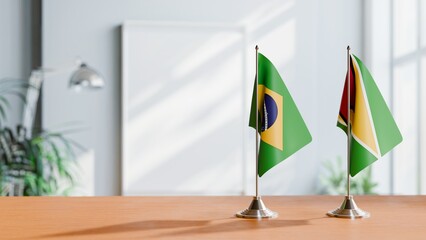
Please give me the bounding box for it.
[249,53,312,177]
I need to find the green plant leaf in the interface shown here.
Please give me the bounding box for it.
[0,122,79,196]
[318,157,378,195]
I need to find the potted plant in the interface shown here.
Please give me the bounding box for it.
[0,78,80,196]
[318,156,378,195]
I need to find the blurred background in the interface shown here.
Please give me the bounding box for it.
[0,0,424,196]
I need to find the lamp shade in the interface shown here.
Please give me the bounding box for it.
[69,63,104,90]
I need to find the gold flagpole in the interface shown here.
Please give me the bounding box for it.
[236,45,277,219]
[327,46,369,219]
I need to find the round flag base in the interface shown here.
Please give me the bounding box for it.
[236,196,278,219]
[327,195,370,219]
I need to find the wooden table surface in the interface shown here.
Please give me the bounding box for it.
[1,196,425,239]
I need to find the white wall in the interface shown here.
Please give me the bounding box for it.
[365,0,426,195]
[0,0,32,127]
[315,0,364,191]
[42,0,363,195]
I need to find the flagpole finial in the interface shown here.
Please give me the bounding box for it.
[255,45,259,50]
[347,45,351,51]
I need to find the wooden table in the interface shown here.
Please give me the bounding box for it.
[1,196,425,239]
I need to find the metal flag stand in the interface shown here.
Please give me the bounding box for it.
[326,46,370,219]
[236,45,278,219]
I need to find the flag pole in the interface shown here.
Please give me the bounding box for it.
[326,46,369,219]
[255,45,259,198]
[346,45,351,198]
[236,45,277,219]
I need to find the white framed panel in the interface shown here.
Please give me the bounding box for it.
[121,21,247,195]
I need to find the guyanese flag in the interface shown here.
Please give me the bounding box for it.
[249,53,312,177]
[338,54,403,177]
